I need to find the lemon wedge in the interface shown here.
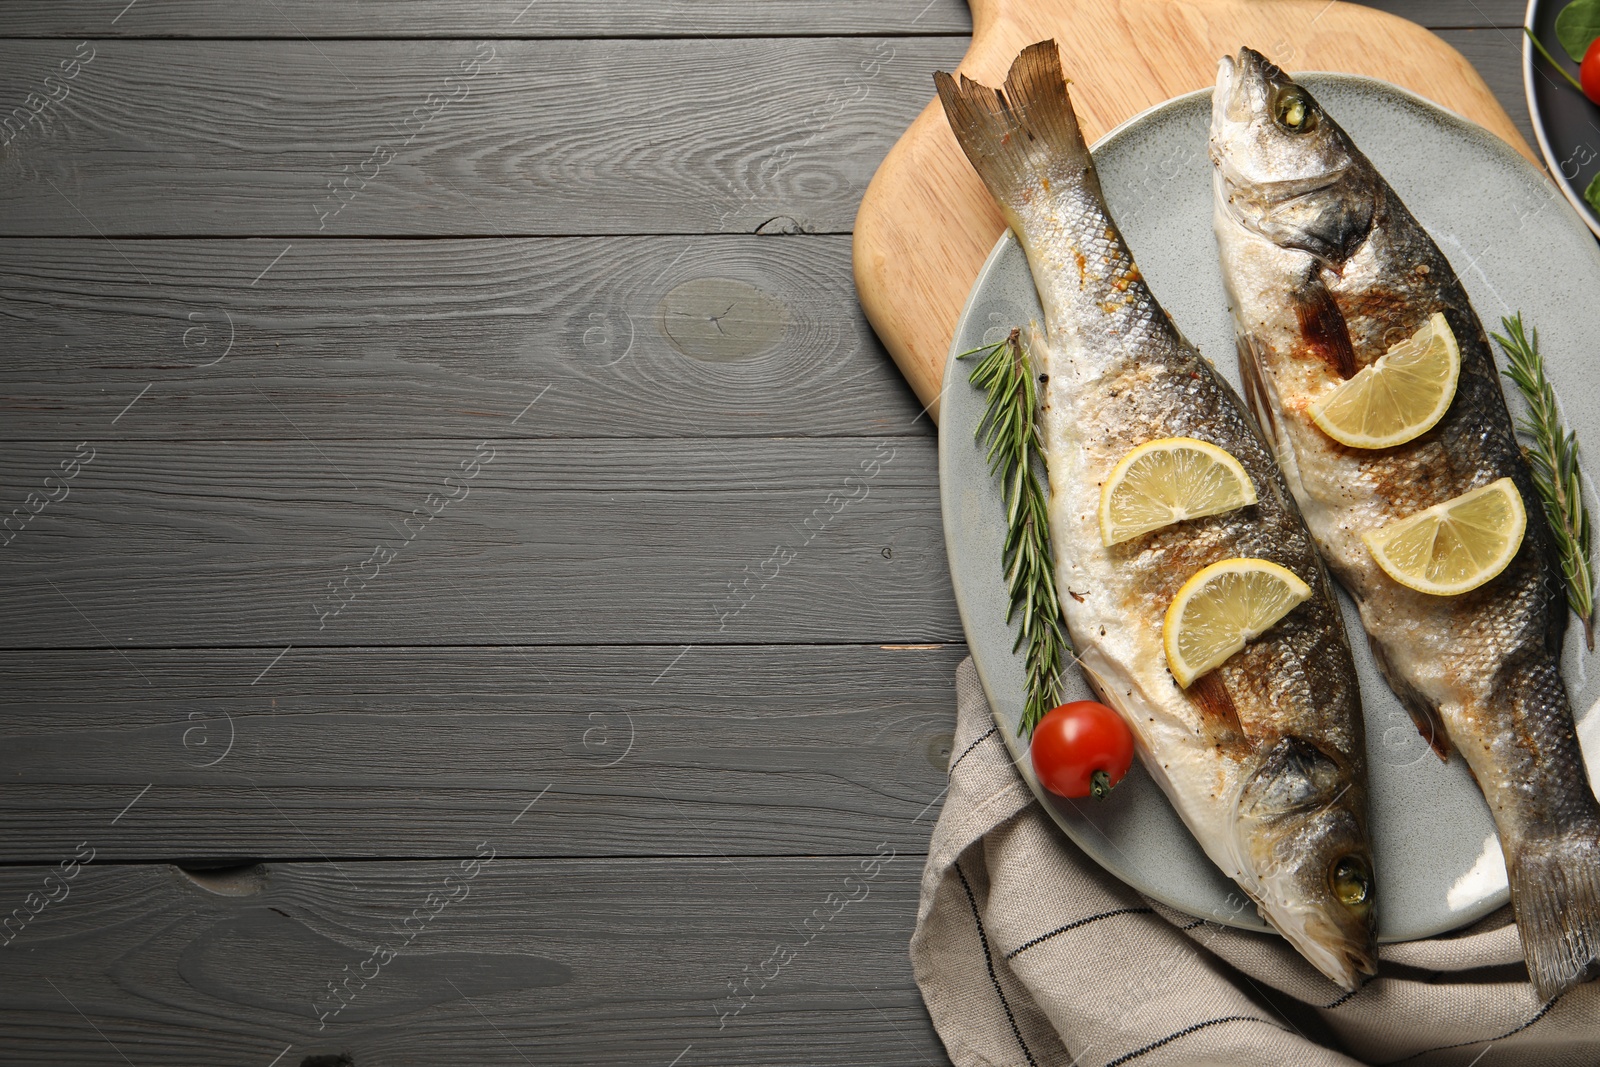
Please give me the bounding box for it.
[1361,477,1526,595]
[1099,437,1258,546]
[1310,311,1460,449]
[1163,558,1312,687]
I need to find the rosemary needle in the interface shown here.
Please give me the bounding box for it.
[1492,313,1595,648]
[960,329,1071,735]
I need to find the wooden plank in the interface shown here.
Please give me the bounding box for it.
[0,236,928,440]
[0,1,1524,37]
[1361,1,1524,27]
[0,0,972,37]
[0,37,967,237]
[0,438,957,648]
[0,856,949,1066]
[0,643,963,862]
[1438,27,1538,154]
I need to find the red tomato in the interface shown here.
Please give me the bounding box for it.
[1030,701,1135,800]
[1584,37,1600,105]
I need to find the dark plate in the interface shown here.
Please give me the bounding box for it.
[1526,0,1600,236]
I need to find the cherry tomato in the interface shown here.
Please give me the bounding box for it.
[1029,701,1135,800]
[1582,37,1600,105]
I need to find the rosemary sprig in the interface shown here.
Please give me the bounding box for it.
[959,328,1071,735]
[1492,313,1595,648]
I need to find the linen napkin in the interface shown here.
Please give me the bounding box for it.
[910,658,1600,1066]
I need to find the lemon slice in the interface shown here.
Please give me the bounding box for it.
[1099,437,1258,546]
[1310,311,1460,448]
[1361,477,1526,595]
[1163,558,1312,687]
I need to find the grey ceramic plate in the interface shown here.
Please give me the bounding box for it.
[940,74,1600,940]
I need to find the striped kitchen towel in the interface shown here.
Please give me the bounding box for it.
[910,658,1600,1066]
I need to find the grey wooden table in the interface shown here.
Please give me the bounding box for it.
[0,3,1534,1064]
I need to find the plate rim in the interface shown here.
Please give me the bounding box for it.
[939,70,1572,939]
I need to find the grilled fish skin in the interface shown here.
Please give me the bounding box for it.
[1210,47,1600,998]
[936,41,1376,989]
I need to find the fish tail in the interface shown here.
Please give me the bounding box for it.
[1508,827,1600,998]
[933,40,1089,224]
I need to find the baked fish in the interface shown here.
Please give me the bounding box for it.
[937,41,1377,988]
[1210,48,1600,998]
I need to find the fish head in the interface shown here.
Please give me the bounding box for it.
[1235,736,1377,990]
[1210,48,1374,266]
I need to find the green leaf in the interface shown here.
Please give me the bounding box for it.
[1586,172,1600,216]
[1556,0,1600,62]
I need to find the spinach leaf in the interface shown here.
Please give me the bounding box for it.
[1585,171,1600,215]
[1556,0,1600,62]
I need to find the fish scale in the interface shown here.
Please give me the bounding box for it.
[937,40,1378,989]
[1211,46,1600,999]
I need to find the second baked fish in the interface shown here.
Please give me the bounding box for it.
[1210,48,1600,998]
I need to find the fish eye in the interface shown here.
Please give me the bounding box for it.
[1272,87,1315,133]
[1330,855,1371,910]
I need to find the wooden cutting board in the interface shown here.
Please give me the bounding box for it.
[853,0,1537,423]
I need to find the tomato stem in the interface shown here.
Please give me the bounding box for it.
[1090,769,1112,800]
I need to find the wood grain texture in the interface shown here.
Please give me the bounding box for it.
[0,236,928,439]
[0,0,974,37]
[0,0,1528,37]
[0,37,966,237]
[1439,27,1538,153]
[851,0,1542,421]
[0,439,956,648]
[0,644,962,862]
[0,5,1536,1064]
[0,857,943,1066]
[1364,1,1526,27]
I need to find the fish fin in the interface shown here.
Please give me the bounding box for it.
[1365,633,1453,760]
[1236,333,1279,445]
[1508,830,1600,998]
[1293,277,1358,379]
[1188,671,1246,738]
[933,41,1089,222]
